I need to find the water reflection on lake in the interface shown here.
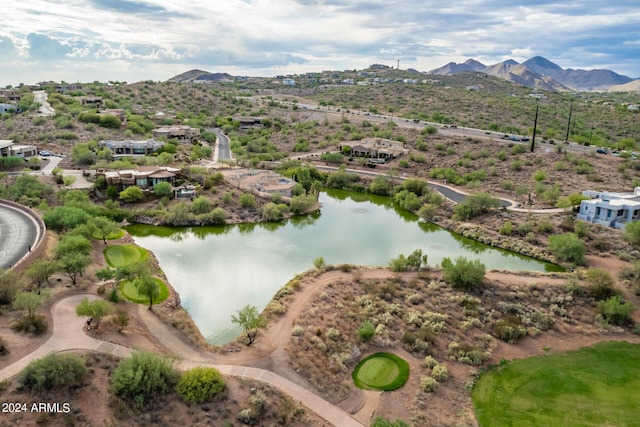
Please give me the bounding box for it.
[128,189,559,344]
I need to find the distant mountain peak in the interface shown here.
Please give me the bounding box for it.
[428,56,635,91]
[168,69,233,83]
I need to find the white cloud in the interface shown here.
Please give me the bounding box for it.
[0,0,638,84]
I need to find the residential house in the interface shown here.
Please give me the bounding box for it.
[0,90,21,103]
[222,168,297,197]
[80,96,105,108]
[0,103,20,114]
[627,104,640,111]
[283,78,295,86]
[99,109,127,125]
[577,188,640,229]
[233,116,263,130]
[99,166,180,190]
[99,139,165,158]
[0,140,37,157]
[339,138,409,161]
[152,125,200,141]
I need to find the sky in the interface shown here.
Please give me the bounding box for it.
[1,0,639,86]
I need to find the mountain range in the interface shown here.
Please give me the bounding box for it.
[428,56,637,91]
[168,57,637,93]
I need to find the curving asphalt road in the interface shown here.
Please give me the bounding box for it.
[0,202,39,270]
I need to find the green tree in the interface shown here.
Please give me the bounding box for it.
[43,206,91,231]
[58,253,92,285]
[231,305,267,345]
[134,273,160,310]
[369,175,393,196]
[25,259,57,294]
[20,353,87,394]
[598,296,635,325]
[624,221,640,246]
[406,248,426,271]
[176,367,226,404]
[441,256,485,290]
[548,233,586,265]
[313,256,326,269]
[75,297,113,330]
[90,216,119,244]
[111,351,178,407]
[0,269,22,304]
[289,194,316,214]
[153,181,172,198]
[119,186,144,203]
[13,291,49,320]
[55,234,92,258]
[261,202,284,221]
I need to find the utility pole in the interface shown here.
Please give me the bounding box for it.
[397,59,400,70]
[564,102,573,144]
[531,104,539,153]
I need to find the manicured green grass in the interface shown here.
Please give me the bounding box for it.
[352,352,410,391]
[473,341,640,427]
[103,244,148,267]
[92,228,125,241]
[119,278,169,305]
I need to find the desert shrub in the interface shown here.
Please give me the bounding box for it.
[598,296,635,326]
[623,221,640,247]
[448,342,490,366]
[431,364,449,382]
[548,233,586,265]
[453,192,500,220]
[585,268,616,300]
[20,353,86,393]
[536,219,554,234]
[441,257,485,290]
[357,320,375,342]
[493,315,527,344]
[421,356,438,369]
[0,337,8,355]
[176,367,226,404]
[11,314,48,335]
[420,376,438,392]
[111,351,178,407]
[499,222,513,236]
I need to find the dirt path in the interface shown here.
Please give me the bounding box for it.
[0,293,364,427]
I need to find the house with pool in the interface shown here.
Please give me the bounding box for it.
[576,187,640,229]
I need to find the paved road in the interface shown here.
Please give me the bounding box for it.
[0,294,364,427]
[33,90,55,116]
[0,202,39,270]
[212,128,232,161]
[314,165,515,208]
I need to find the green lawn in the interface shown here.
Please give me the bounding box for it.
[103,244,148,267]
[352,352,410,391]
[473,341,640,427]
[119,278,169,305]
[92,228,125,241]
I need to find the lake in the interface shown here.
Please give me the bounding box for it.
[128,189,559,344]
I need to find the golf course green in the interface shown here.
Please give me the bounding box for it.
[103,244,148,267]
[352,352,410,391]
[119,278,169,305]
[473,341,640,427]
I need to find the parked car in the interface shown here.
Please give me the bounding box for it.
[521,137,530,142]
[38,150,51,156]
[509,135,521,141]
[596,148,608,154]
